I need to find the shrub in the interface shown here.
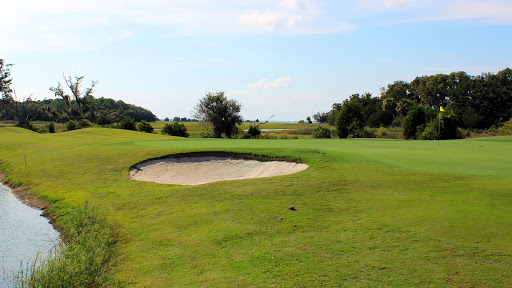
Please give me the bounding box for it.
[66,120,78,131]
[199,131,212,138]
[457,127,470,139]
[376,126,387,138]
[350,126,375,138]
[162,122,189,137]
[497,118,512,135]
[312,125,332,138]
[418,113,459,140]
[403,106,426,139]
[336,101,364,138]
[248,126,261,137]
[137,120,154,133]
[119,117,136,130]
[48,122,56,133]
[78,119,92,128]
[418,120,438,140]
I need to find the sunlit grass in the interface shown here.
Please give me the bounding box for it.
[1,127,512,287]
[13,203,117,288]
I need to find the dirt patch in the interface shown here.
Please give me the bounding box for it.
[130,153,308,185]
[0,171,58,228]
[0,172,50,210]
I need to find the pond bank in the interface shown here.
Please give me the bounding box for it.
[0,180,60,287]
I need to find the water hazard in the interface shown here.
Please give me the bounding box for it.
[0,183,59,287]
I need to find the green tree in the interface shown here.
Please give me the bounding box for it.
[381,80,414,102]
[137,120,154,133]
[410,74,449,109]
[192,92,243,138]
[366,110,393,128]
[0,59,13,98]
[336,101,364,138]
[312,112,328,123]
[119,117,136,130]
[48,122,56,133]
[402,106,426,139]
[0,59,13,116]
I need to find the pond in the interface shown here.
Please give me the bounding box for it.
[0,183,59,287]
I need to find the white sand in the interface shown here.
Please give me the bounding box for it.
[130,156,308,185]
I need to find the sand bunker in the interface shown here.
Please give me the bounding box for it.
[130,156,308,185]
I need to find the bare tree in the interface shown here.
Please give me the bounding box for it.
[11,91,40,129]
[50,74,98,121]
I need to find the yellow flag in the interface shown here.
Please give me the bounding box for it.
[440,106,445,112]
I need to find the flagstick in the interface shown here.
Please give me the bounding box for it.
[438,112,440,147]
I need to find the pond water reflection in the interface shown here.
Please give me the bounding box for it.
[0,183,59,287]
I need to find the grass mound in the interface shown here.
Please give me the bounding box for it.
[1,127,512,287]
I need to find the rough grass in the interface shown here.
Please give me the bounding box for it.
[1,127,512,287]
[151,121,318,137]
[13,202,117,288]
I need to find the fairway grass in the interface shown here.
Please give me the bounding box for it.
[1,127,512,287]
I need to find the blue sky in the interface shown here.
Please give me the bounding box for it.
[2,0,512,121]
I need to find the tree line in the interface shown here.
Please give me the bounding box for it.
[313,68,512,139]
[0,60,157,129]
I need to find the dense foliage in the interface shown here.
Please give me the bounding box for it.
[162,122,189,137]
[192,92,243,138]
[336,101,365,138]
[1,95,158,125]
[0,65,158,126]
[137,120,154,133]
[247,125,261,137]
[312,125,332,138]
[119,117,137,130]
[316,68,512,139]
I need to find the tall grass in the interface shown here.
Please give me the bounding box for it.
[14,202,117,288]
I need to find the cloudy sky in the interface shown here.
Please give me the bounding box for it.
[2,0,512,121]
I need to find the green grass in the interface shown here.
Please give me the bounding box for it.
[14,203,117,288]
[1,127,512,287]
[152,121,318,137]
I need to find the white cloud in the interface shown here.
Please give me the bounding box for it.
[240,10,304,31]
[248,79,268,89]
[279,0,308,11]
[248,77,291,89]
[380,0,419,8]
[265,77,291,88]
[356,0,512,24]
[435,1,512,24]
[239,0,352,33]
[2,0,511,53]
[239,0,311,32]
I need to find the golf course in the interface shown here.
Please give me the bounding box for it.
[1,126,511,287]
